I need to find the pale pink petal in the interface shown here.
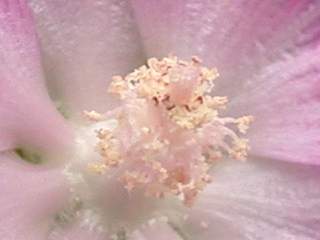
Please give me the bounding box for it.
[131,0,320,98]
[0,0,72,152]
[0,152,70,240]
[229,46,320,164]
[29,0,145,117]
[131,223,183,240]
[182,158,320,240]
[48,220,109,240]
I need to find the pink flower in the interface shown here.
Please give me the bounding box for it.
[1,1,320,239]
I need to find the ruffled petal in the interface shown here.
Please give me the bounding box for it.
[0,152,70,240]
[131,223,183,240]
[181,158,320,240]
[131,0,320,98]
[29,0,145,117]
[0,0,72,152]
[229,46,320,164]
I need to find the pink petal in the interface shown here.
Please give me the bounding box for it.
[29,0,145,117]
[0,152,70,240]
[131,1,320,98]
[229,46,320,164]
[0,0,72,152]
[183,158,320,239]
[131,223,183,240]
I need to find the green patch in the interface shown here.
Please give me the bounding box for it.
[15,148,42,164]
[56,101,70,119]
[52,99,71,119]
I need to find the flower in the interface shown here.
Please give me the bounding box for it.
[1,0,320,240]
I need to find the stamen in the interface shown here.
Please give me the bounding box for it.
[85,56,253,206]
[83,110,105,122]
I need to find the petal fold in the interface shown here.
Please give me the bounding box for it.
[0,0,72,152]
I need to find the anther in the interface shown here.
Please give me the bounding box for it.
[84,56,253,206]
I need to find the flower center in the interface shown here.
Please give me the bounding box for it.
[83,56,253,207]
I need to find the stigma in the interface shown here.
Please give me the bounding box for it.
[84,56,253,207]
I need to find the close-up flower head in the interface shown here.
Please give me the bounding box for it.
[0,0,320,239]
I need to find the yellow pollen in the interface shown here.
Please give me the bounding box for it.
[85,56,253,206]
[83,110,105,121]
[237,116,254,134]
